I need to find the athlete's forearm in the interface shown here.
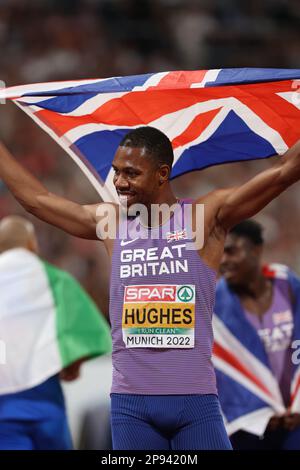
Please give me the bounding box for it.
[0,141,98,239]
[0,140,48,211]
[279,139,300,186]
[216,139,300,230]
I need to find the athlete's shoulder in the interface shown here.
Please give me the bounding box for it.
[193,189,229,226]
[192,189,237,243]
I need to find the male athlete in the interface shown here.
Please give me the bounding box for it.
[215,220,300,450]
[0,126,300,450]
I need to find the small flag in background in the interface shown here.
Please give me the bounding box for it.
[1,69,300,202]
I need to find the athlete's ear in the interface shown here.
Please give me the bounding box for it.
[253,244,263,259]
[158,164,170,185]
[249,243,263,266]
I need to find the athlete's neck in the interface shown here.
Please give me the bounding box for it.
[141,189,179,228]
[231,270,271,299]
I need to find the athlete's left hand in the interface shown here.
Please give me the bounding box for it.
[282,411,300,431]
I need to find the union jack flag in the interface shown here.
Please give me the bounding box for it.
[1,68,300,202]
[213,264,300,437]
[166,228,187,242]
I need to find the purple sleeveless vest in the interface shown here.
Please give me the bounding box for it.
[244,278,294,406]
[109,200,217,395]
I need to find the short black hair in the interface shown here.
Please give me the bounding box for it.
[119,126,174,169]
[229,220,264,245]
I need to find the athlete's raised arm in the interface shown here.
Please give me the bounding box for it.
[214,140,300,230]
[0,140,111,240]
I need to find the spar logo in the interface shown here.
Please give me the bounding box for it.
[124,284,195,303]
[177,286,194,302]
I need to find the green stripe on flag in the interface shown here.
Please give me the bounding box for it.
[43,261,112,367]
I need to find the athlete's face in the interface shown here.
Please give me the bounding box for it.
[112,146,163,208]
[220,235,262,287]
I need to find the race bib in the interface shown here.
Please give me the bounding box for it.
[122,284,195,348]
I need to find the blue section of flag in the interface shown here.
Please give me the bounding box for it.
[216,369,268,423]
[21,74,154,113]
[23,73,154,99]
[171,111,276,178]
[210,68,300,87]
[215,277,270,366]
[23,93,99,113]
[74,129,130,181]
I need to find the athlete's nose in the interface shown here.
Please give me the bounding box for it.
[114,173,130,191]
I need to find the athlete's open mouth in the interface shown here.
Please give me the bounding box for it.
[118,192,136,205]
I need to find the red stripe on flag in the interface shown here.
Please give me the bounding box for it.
[290,373,300,406]
[172,108,221,149]
[34,89,208,136]
[235,81,300,147]
[262,265,276,278]
[34,109,94,137]
[213,342,274,399]
[148,70,208,90]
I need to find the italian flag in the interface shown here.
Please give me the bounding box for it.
[0,248,112,394]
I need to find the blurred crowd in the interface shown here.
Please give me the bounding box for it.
[0,0,300,317]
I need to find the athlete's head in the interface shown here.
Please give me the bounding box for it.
[220,219,264,287]
[0,215,39,255]
[112,126,174,207]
